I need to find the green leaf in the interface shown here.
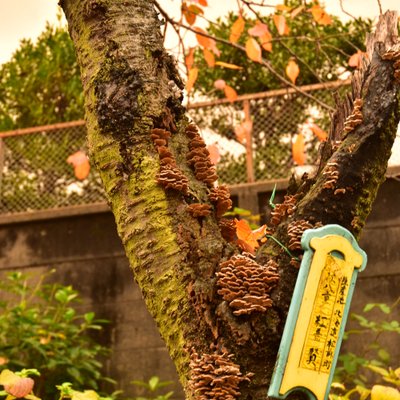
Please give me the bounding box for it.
[148,376,160,391]
[55,289,68,303]
[367,365,390,377]
[355,385,371,400]
[378,348,391,363]
[84,312,95,323]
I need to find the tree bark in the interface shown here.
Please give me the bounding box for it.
[60,1,400,399]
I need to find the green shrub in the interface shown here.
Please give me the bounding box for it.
[331,299,400,399]
[0,271,111,399]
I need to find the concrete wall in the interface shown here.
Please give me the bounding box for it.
[0,177,399,398]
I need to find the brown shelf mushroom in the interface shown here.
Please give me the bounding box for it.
[216,255,279,316]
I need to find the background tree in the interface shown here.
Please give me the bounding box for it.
[0,20,83,131]
[51,1,400,399]
[0,22,102,212]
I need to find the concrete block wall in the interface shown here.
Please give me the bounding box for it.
[0,176,399,398]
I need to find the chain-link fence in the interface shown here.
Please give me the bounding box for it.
[0,80,349,214]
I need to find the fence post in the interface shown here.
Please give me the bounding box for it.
[243,100,255,183]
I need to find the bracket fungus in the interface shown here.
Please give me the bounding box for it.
[343,98,363,137]
[187,203,212,218]
[322,162,339,190]
[219,218,237,242]
[209,185,233,217]
[270,195,298,226]
[287,219,315,251]
[186,124,218,186]
[189,347,253,400]
[217,255,279,316]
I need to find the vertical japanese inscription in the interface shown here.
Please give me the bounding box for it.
[300,254,351,373]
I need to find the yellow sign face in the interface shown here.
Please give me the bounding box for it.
[277,233,365,400]
[300,254,351,374]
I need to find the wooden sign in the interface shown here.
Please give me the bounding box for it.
[268,224,367,400]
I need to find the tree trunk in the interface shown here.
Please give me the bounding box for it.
[60,1,400,398]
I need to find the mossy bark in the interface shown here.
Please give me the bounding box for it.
[61,1,399,399]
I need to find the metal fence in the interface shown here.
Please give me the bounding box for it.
[0,80,349,214]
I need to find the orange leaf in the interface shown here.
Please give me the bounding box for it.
[203,48,215,67]
[234,121,252,144]
[292,133,305,165]
[67,150,90,180]
[248,22,270,37]
[214,79,226,90]
[207,143,220,165]
[260,32,273,52]
[245,37,262,63]
[234,124,246,144]
[348,50,365,68]
[273,14,290,35]
[224,85,238,102]
[215,61,243,70]
[286,59,300,84]
[198,0,207,6]
[185,47,195,70]
[276,4,291,12]
[235,219,268,255]
[182,3,197,26]
[230,15,245,43]
[291,5,305,18]
[74,162,90,180]
[309,5,332,25]
[186,67,198,94]
[308,123,327,141]
[194,27,211,48]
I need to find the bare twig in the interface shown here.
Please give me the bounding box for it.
[339,0,357,20]
[377,0,383,15]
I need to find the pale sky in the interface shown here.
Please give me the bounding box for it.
[1,0,400,64]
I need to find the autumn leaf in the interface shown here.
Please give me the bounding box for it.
[194,27,211,48]
[214,79,226,90]
[194,0,207,6]
[230,15,245,43]
[291,5,304,18]
[292,133,305,165]
[273,14,290,35]
[248,22,272,52]
[185,47,195,70]
[207,144,220,165]
[0,357,8,366]
[286,59,300,84]
[235,219,268,255]
[308,123,327,141]
[186,67,198,94]
[245,37,262,63]
[348,50,365,68]
[182,3,204,26]
[1,371,35,399]
[67,150,90,180]
[276,4,291,12]
[260,32,273,52]
[309,5,332,25]
[224,85,238,102]
[203,48,215,67]
[234,120,252,144]
[215,61,243,70]
[248,21,269,37]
